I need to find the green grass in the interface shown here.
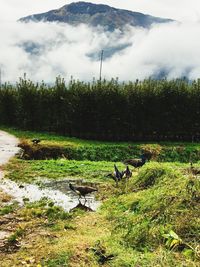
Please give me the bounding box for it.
[5,158,125,183]
[7,227,26,243]
[1,126,131,146]
[42,252,70,267]
[24,198,72,221]
[0,203,17,215]
[1,126,199,147]
[2,126,200,162]
[5,157,200,184]
[2,161,200,266]
[99,162,200,266]
[1,128,200,266]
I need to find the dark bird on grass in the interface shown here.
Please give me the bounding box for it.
[31,138,41,145]
[114,164,123,180]
[69,183,98,202]
[113,164,123,186]
[90,247,114,264]
[106,165,124,186]
[123,154,147,168]
[123,165,132,180]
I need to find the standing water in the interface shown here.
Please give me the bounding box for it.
[0,130,100,211]
[0,179,100,211]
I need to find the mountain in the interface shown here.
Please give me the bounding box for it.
[19,1,173,31]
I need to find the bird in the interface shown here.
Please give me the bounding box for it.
[69,183,98,202]
[123,154,147,168]
[113,164,123,186]
[123,165,132,180]
[90,244,114,264]
[31,138,41,145]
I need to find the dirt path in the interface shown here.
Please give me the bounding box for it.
[0,131,20,247]
[0,130,19,169]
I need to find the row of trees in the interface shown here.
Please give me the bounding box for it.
[0,77,200,141]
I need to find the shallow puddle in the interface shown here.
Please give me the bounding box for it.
[0,179,100,212]
[0,130,100,212]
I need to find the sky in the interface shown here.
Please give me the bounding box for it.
[1,0,200,82]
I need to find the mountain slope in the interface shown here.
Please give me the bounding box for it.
[19,1,173,31]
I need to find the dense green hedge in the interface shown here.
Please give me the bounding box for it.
[0,77,200,141]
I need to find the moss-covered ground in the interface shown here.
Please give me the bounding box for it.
[0,129,200,266]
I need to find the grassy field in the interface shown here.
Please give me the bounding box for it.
[2,127,200,162]
[3,126,200,149]
[0,129,200,266]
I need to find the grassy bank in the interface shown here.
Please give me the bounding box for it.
[2,127,200,162]
[0,128,200,266]
[2,160,200,266]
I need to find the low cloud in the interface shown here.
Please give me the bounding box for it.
[0,20,200,83]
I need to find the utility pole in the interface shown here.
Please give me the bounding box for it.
[99,50,104,81]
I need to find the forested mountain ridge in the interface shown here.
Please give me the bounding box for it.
[19,1,173,31]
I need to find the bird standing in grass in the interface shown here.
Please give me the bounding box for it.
[123,165,132,181]
[113,164,123,186]
[123,154,147,168]
[122,165,132,192]
[69,183,98,202]
[106,165,124,187]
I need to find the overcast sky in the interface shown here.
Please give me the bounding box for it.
[1,1,200,82]
[1,0,200,22]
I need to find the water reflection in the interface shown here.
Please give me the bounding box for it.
[0,179,100,212]
[70,202,94,212]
